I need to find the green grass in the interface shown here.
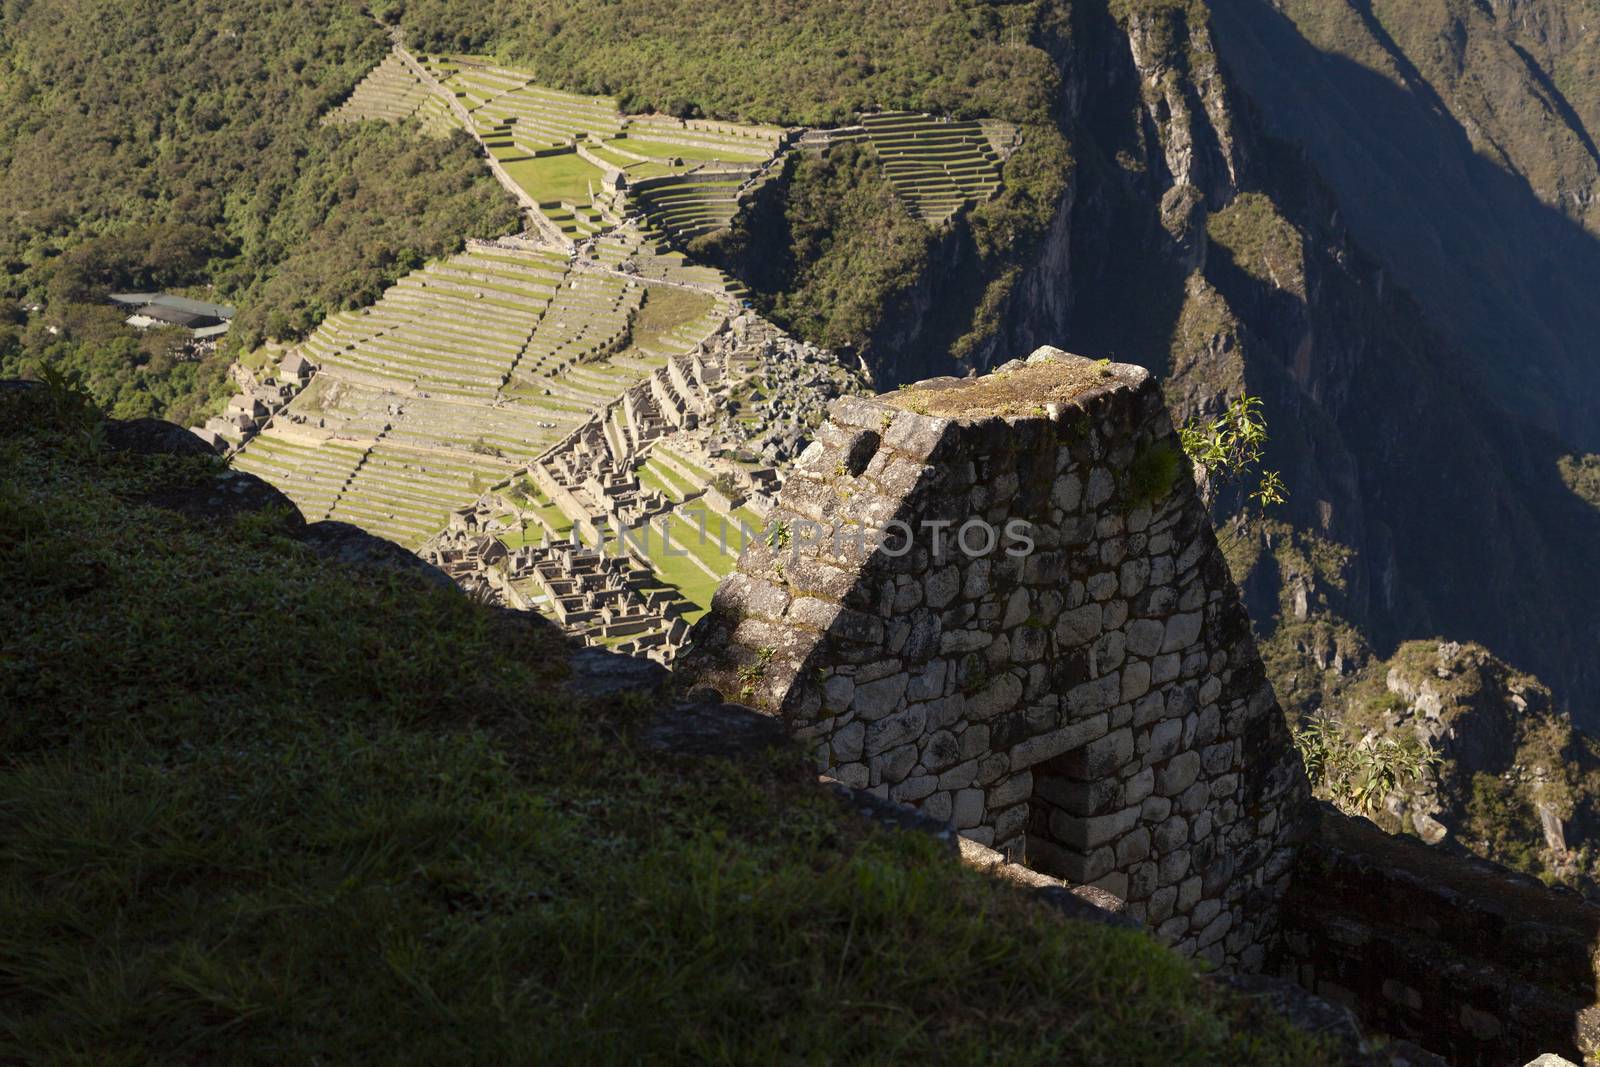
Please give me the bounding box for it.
[0,387,1335,1066]
[636,462,683,503]
[652,443,714,485]
[664,509,742,575]
[630,524,721,618]
[499,149,609,206]
[609,135,768,163]
[626,285,719,355]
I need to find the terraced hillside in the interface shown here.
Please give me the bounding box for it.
[231,240,734,550]
[411,53,784,243]
[858,111,1004,224]
[323,51,440,127]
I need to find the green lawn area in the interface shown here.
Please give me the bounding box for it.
[610,135,769,163]
[733,504,767,536]
[642,456,696,499]
[652,443,713,485]
[626,284,718,355]
[631,525,721,618]
[636,462,682,502]
[664,508,743,575]
[500,149,608,205]
[0,386,1335,1066]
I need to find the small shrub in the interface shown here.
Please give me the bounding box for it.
[1293,714,1439,817]
[1126,440,1182,509]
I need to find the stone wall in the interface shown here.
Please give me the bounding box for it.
[684,348,1311,970]
[1279,804,1600,1066]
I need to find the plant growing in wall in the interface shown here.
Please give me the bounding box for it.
[1179,394,1285,554]
[1179,394,1285,509]
[1293,714,1439,818]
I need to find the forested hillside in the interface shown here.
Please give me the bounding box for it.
[0,0,518,425]
[378,0,1074,379]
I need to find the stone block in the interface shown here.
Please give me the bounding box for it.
[891,775,938,803]
[938,758,980,790]
[907,659,946,701]
[958,722,990,759]
[1127,618,1165,657]
[1190,898,1222,930]
[1154,815,1189,853]
[952,788,985,830]
[1177,780,1211,814]
[1036,772,1119,817]
[852,672,909,720]
[987,770,1033,809]
[864,704,926,757]
[1158,850,1191,887]
[1054,603,1102,647]
[1066,673,1121,717]
[1132,691,1167,727]
[1051,473,1082,511]
[923,693,966,730]
[1148,886,1178,924]
[1156,750,1201,795]
[1122,660,1152,701]
[1010,711,1110,768]
[868,741,918,786]
[1062,725,1133,779]
[925,564,962,609]
[1116,827,1152,866]
[1049,805,1140,850]
[1161,612,1203,653]
[1146,719,1184,765]
[967,671,1024,720]
[832,719,865,762]
[1123,766,1155,805]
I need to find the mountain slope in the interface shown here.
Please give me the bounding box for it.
[970,0,1600,724]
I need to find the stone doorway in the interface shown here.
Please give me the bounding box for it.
[1026,745,1141,901]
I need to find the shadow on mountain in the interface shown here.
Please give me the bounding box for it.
[1210,0,1600,452]
[1201,0,1600,720]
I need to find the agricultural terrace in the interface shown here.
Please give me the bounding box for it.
[232,242,734,550]
[321,51,436,127]
[855,112,1006,224]
[413,54,783,241]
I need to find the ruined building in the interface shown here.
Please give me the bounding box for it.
[686,350,1600,1065]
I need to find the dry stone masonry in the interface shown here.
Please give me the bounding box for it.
[686,348,1311,970]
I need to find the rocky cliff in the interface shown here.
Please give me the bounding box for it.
[953,0,1600,727]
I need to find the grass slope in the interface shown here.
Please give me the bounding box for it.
[0,387,1331,1066]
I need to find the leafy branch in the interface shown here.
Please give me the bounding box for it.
[1293,715,1439,818]
[1178,394,1285,510]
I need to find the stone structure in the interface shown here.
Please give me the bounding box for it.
[1280,806,1600,1066]
[686,348,1311,970]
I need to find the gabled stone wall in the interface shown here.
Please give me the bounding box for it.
[684,348,1311,971]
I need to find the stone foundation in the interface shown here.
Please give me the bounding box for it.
[1279,805,1600,1066]
[685,348,1311,970]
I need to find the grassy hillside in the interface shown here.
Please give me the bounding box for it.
[0,383,1332,1063]
[380,0,1074,379]
[0,0,520,425]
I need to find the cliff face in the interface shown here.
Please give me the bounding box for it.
[969,0,1600,725]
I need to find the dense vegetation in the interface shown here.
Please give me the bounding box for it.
[698,144,936,355]
[0,0,519,425]
[0,386,1331,1064]
[380,0,1074,379]
[377,0,1065,127]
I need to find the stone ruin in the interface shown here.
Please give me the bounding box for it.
[420,314,868,662]
[685,348,1311,970]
